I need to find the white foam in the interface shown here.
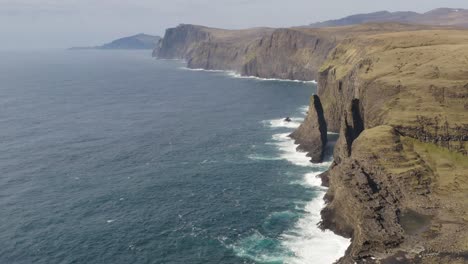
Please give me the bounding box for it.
[227,71,317,84]
[247,154,282,161]
[270,133,332,168]
[178,67,317,84]
[263,118,303,129]
[299,105,309,116]
[179,67,226,73]
[282,172,351,264]
[269,133,311,167]
[304,172,325,188]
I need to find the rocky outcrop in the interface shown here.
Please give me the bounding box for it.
[290,95,327,163]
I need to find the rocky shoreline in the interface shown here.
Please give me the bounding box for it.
[154,23,468,263]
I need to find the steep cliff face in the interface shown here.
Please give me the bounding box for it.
[324,124,468,263]
[153,24,343,80]
[153,24,212,59]
[239,28,337,80]
[317,29,468,263]
[290,95,328,163]
[154,23,433,82]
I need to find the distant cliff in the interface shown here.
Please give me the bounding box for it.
[71,34,161,50]
[153,24,340,81]
[154,22,468,263]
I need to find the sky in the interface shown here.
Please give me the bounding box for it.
[1,0,468,49]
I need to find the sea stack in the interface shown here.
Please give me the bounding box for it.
[290,95,327,163]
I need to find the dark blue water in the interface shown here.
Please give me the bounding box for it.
[0,50,348,264]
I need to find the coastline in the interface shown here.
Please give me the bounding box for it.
[263,113,350,263]
[153,22,468,263]
[176,64,347,261]
[164,57,352,262]
[179,67,318,84]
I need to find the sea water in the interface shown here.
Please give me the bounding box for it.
[0,50,349,263]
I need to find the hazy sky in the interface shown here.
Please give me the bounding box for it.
[1,0,468,49]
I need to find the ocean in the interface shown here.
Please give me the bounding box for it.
[0,50,349,264]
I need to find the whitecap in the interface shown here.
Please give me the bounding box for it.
[247,154,282,161]
[263,118,303,129]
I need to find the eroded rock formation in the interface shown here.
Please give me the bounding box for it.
[290,95,327,163]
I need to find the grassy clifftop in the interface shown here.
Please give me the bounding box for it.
[316,25,468,263]
[318,26,468,154]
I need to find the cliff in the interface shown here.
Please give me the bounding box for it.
[153,23,436,81]
[154,22,468,263]
[153,24,350,80]
[316,27,468,263]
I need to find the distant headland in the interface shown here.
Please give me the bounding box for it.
[70,33,161,50]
